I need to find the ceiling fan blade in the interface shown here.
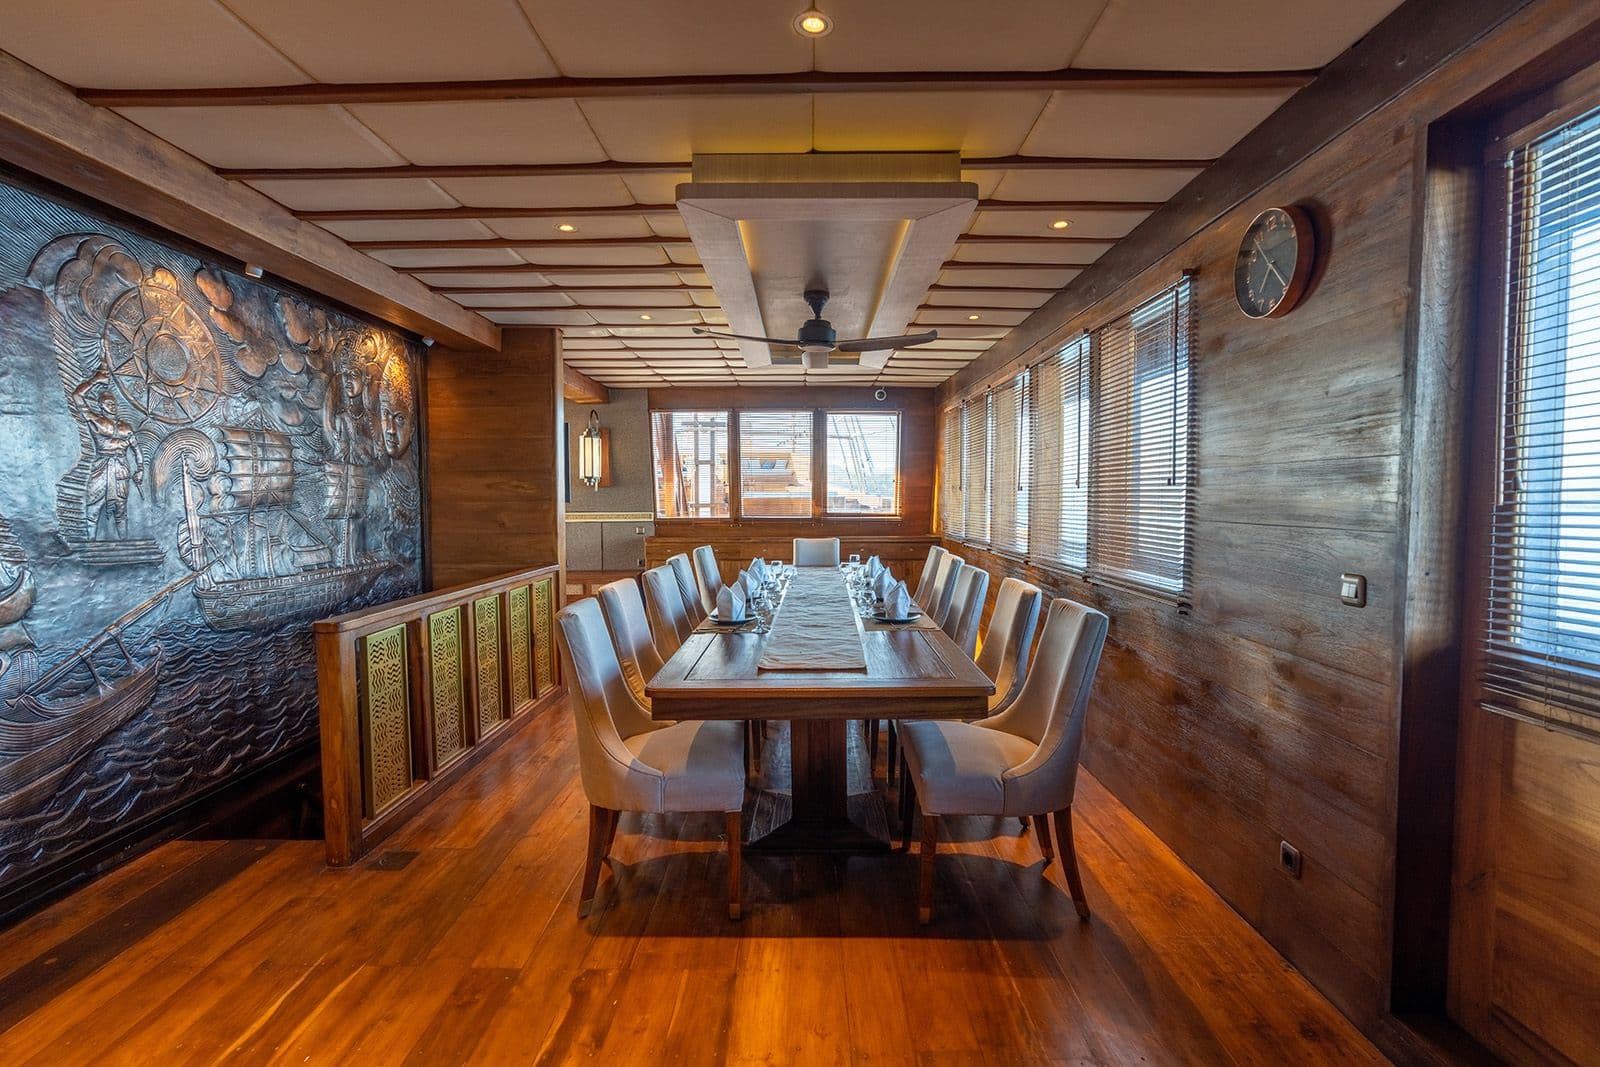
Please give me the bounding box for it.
[690,326,800,347]
[835,331,940,352]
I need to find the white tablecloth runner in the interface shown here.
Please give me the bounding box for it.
[757,567,868,672]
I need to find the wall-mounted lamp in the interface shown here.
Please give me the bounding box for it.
[578,409,610,489]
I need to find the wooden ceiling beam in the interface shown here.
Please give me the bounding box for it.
[563,366,610,405]
[217,155,1215,181]
[435,282,714,295]
[403,260,1092,276]
[353,233,1107,251]
[300,197,1163,222]
[80,68,1317,108]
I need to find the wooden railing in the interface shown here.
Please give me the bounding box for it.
[314,564,562,865]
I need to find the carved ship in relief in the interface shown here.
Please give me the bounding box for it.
[183,428,388,631]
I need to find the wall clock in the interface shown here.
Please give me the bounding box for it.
[1233,205,1316,319]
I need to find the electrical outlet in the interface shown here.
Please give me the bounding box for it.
[1279,840,1303,879]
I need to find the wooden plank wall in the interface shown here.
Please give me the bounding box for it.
[425,328,565,589]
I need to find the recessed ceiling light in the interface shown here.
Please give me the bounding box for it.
[968,314,980,321]
[793,7,833,36]
[640,313,653,321]
[556,222,577,233]
[1050,219,1071,230]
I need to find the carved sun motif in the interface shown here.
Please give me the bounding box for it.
[103,278,225,424]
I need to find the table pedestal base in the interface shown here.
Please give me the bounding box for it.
[747,719,891,853]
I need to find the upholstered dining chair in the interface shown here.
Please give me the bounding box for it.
[940,565,990,657]
[973,577,1043,718]
[642,564,695,657]
[691,544,723,615]
[898,597,1109,924]
[596,577,665,708]
[792,536,841,567]
[666,552,706,625]
[913,545,948,605]
[555,598,746,919]
[928,556,965,626]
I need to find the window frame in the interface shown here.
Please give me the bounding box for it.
[823,409,904,519]
[735,408,817,520]
[648,408,732,521]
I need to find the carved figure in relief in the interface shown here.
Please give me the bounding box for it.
[69,369,144,541]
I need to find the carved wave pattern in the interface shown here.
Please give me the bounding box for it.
[362,623,411,816]
[474,595,503,734]
[428,608,465,767]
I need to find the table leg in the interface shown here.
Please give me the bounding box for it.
[748,719,888,853]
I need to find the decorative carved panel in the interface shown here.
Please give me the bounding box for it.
[360,624,412,817]
[473,594,503,736]
[0,178,423,893]
[427,607,465,769]
[532,577,555,695]
[507,584,532,712]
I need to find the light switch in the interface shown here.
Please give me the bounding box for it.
[1339,573,1367,607]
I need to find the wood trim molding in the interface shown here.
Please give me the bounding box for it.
[564,366,609,405]
[0,51,499,351]
[348,233,1111,252]
[79,68,1317,109]
[399,259,1097,278]
[300,198,1164,223]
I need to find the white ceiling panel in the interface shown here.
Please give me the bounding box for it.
[620,173,696,204]
[117,106,404,169]
[649,216,692,239]
[951,242,1105,264]
[454,291,575,308]
[816,1,1105,71]
[349,101,604,165]
[1072,0,1404,70]
[917,308,1031,327]
[483,310,597,325]
[247,178,459,211]
[580,98,813,160]
[518,0,812,76]
[4,0,308,89]
[1022,88,1296,159]
[990,168,1204,202]
[815,93,1050,156]
[591,308,705,325]
[665,245,704,266]
[368,248,525,268]
[937,267,1081,288]
[413,271,551,287]
[221,0,559,81]
[969,210,1150,240]
[543,271,686,287]
[317,218,498,242]
[925,290,1050,309]
[485,217,656,240]
[562,338,627,349]
[512,246,673,266]
[564,291,698,307]
[434,175,636,208]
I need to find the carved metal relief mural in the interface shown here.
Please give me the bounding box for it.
[0,180,423,889]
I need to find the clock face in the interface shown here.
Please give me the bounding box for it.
[1234,206,1314,319]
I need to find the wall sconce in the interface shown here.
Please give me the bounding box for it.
[578,409,610,489]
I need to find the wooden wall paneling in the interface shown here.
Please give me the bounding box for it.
[426,328,565,589]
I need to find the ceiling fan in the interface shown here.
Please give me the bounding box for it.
[691,289,938,369]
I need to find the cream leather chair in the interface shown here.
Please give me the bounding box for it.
[666,552,706,625]
[928,556,965,626]
[913,545,948,605]
[972,578,1042,718]
[899,597,1109,924]
[692,545,723,615]
[642,564,695,656]
[596,577,665,708]
[792,536,841,567]
[940,565,990,657]
[556,598,746,919]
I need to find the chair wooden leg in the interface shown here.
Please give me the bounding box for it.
[886,721,898,786]
[579,804,614,917]
[603,807,621,857]
[725,810,743,920]
[1052,806,1090,921]
[898,755,915,851]
[918,814,940,924]
[1033,811,1055,866]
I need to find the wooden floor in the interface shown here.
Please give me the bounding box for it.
[0,703,1388,1066]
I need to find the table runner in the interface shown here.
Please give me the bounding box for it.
[757,567,868,671]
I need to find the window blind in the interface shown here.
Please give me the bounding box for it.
[827,411,900,514]
[989,372,1029,555]
[1483,102,1600,733]
[738,410,813,518]
[941,405,965,539]
[963,393,993,544]
[1028,335,1091,573]
[651,410,730,518]
[1089,277,1194,602]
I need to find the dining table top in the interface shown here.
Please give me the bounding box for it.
[646,564,994,721]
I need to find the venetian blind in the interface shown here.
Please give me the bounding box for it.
[738,410,813,518]
[651,410,730,519]
[989,372,1029,555]
[1482,102,1600,733]
[1028,335,1092,573]
[1089,277,1194,602]
[940,405,965,539]
[963,393,993,544]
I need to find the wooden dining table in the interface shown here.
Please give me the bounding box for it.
[647,565,994,852]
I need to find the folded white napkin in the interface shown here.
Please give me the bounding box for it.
[866,555,882,576]
[750,557,767,583]
[874,567,894,599]
[716,583,746,622]
[885,580,912,619]
[733,570,750,596]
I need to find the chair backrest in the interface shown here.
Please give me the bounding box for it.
[942,565,990,656]
[597,577,664,705]
[555,598,661,807]
[992,598,1109,810]
[691,544,723,614]
[975,577,1042,713]
[666,553,705,624]
[913,545,948,605]
[929,555,964,624]
[642,564,695,656]
[792,537,841,567]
